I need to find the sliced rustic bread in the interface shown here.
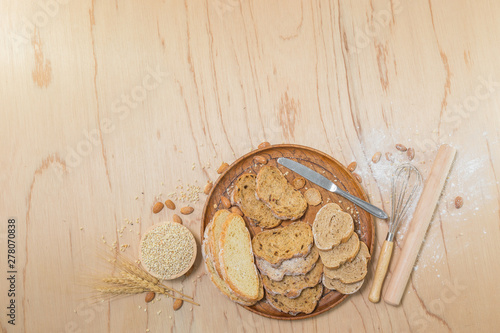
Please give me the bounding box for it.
[318,233,360,269]
[256,165,307,220]
[231,174,281,228]
[322,275,364,294]
[267,284,323,315]
[323,242,370,284]
[312,203,354,250]
[252,222,313,266]
[255,246,319,281]
[208,209,231,276]
[262,260,323,298]
[219,214,262,302]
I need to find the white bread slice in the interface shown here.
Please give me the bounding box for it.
[318,233,361,269]
[255,246,319,281]
[208,209,231,276]
[323,242,371,284]
[312,203,354,250]
[219,214,262,302]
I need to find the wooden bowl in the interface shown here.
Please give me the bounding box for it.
[139,221,197,280]
[201,144,375,320]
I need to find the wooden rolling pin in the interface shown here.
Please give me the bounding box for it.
[383,144,456,306]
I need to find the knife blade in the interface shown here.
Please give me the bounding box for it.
[277,157,388,220]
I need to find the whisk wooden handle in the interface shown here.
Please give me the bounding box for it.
[369,240,394,303]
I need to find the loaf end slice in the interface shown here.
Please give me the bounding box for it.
[219,214,262,302]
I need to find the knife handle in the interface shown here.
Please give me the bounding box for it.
[369,240,394,303]
[335,188,388,219]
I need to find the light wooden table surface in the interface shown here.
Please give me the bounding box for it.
[1,0,500,332]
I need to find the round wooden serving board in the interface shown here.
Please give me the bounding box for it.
[201,144,375,320]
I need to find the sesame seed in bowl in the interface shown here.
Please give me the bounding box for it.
[139,222,197,280]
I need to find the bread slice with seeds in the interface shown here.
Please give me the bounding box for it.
[231,174,282,229]
[252,222,313,266]
[256,246,319,281]
[219,214,263,302]
[318,233,360,269]
[256,165,307,220]
[262,260,323,298]
[323,242,370,284]
[322,275,364,294]
[208,209,232,276]
[267,284,323,315]
[312,203,354,250]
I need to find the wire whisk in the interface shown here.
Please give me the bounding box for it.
[369,163,423,303]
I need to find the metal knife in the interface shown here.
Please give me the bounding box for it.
[277,157,388,220]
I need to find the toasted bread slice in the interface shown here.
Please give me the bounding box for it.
[231,174,282,229]
[318,233,360,269]
[304,188,322,206]
[255,246,319,281]
[262,260,323,298]
[322,275,364,294]
[256,166,307,220]
[312,203,354,250]
[219,214,262,302]
[267,284,323,315]
[208,209,231,276]
[252,222,313,266]
[323,242,370,283]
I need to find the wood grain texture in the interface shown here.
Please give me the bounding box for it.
[201,144,374,320]
[1,0,500,332]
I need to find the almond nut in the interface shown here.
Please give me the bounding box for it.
[145,291,155,303]
[407,148,415,161]
[203,182,213,195]
[258,141,271,149]
[396,144,407,152]
[347,161,357,172]
[173,214,183,224]
[292,177,306,189]
[253,155,268,164]
[353,172,362,183]
[372,152,382,163]
[180,206,194,215]
[454,196,463,209]
[385,152,393,162]
[152,202,164,214]
[221,196,231,209]
[173,298,183,311]
[217,162,229,174]
[165,199,176,210]
[230,206,243,216]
